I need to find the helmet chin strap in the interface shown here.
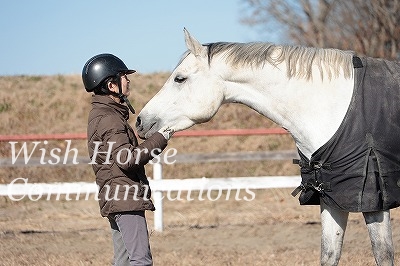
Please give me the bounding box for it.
[115,73,136,114]
[103,75,136,114]
[120,94,136,114]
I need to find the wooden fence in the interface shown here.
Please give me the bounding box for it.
[0,129,301,231]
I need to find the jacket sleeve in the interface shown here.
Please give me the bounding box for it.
[98,115,168,171]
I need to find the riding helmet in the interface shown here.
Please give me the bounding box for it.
[82,53,136,92]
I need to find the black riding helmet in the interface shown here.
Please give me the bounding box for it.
[82,53,136,114]
[82,53,136,92]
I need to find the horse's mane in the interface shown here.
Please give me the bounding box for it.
[206,42,355,80]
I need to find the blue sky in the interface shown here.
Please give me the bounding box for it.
[0,1,281,76]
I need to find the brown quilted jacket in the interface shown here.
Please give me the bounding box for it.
[87,95,167,217]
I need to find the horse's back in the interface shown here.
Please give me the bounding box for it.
[297,56,400,212]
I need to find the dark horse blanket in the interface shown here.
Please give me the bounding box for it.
[294,56,400,212]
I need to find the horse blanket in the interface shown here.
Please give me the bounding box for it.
[294,56,400,212]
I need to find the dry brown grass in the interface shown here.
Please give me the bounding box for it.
[0,73,298,183]
[1,74,399,265]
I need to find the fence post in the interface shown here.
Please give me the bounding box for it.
[153,162,163,232]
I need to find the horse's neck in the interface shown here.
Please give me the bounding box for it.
[223,64,354,158]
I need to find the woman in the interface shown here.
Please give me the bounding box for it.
[82,53,173,265]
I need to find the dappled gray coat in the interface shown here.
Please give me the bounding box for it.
[87,95,167,217]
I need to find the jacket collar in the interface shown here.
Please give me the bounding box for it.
[92,95,130,120]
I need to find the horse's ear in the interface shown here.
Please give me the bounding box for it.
[183,28,207,57]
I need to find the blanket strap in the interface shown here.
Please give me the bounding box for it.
[291,159,332,197]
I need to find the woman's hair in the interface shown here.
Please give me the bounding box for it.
[93,75,119,95]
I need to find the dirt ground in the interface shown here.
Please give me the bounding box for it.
[1,188,399,266]
[1,69,399,266]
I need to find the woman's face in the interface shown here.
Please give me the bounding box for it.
[108,74,131,97]
[120,74,131,96]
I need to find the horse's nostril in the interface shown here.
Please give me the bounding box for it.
[136,116,141,127]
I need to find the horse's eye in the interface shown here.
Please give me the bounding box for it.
[174,75,187,83]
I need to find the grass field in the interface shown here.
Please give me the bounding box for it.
[0,74,399,265]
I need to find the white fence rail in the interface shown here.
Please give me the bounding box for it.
[0,150,301,232]
[0,172,301,232]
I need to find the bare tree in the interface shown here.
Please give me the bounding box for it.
[339,0,400,59]
[241,0,400,59]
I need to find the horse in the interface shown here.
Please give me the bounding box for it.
[136,28,399,265]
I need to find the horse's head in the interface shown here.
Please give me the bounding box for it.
[136,29,225,139]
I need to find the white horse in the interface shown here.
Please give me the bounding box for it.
[136,29,397,265]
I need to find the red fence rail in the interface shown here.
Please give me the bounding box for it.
[0,128,288,142]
